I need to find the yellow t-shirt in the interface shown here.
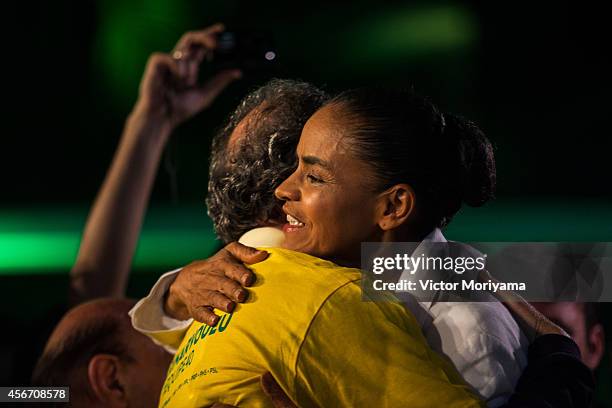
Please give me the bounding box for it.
[158,248,483,408]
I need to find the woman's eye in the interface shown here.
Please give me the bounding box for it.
[307,174,323,184]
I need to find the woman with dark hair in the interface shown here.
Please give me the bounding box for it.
[151,88,529,407]
[275,87,495,263]
[272,88,527,405]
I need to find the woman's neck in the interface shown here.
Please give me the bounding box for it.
[381,224,433,243]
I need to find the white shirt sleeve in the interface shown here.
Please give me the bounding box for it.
[423,301,529,407]
[128,268,193,354]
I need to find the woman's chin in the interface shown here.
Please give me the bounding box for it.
[280,224,310,252]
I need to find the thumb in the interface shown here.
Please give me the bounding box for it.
[224,242,269,264]
[261,372,297,408]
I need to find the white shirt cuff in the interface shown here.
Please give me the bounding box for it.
[129,268,193,353]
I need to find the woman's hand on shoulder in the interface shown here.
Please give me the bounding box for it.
[164,242,268,326]
[479,269,569,342]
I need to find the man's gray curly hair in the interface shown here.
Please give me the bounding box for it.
[206,79,328,243]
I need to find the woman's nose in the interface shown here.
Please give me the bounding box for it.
[275,171,300,201]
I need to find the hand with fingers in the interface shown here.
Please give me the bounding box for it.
[70,24,241,303]
[478,269,569,342]
[164,242,269,326]
[134,23,242,131]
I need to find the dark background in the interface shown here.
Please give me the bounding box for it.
[2,1,610,203]
[1,0,611,403]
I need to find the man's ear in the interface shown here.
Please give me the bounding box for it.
[584,323,605,370]
[88,354,128,407]
[376,184,415,231]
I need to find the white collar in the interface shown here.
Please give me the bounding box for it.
[422,228,447,244]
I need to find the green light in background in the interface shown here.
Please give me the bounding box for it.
[0,230,219,274]
[93,0,195,106]
[1,200,611,275]
[0,205,219,275]
[339,5,477,66]
[0,232,79,272]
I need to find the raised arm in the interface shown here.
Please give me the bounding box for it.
[70,24,241,305]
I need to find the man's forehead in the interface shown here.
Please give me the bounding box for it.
[45,299,135,351]
[534,302,584,321]
[227,103,270,152]
[227,116,250,151]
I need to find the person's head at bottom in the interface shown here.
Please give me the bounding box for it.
[32,298,172,408]
[532,302,605,370]
[274,87,495,265]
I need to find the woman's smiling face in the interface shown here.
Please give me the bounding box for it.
[274,104,382,266]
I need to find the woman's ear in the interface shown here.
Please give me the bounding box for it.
[87,354,128,407]
[376,184,415,231]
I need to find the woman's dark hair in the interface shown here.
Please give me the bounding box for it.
[328,87,496,229]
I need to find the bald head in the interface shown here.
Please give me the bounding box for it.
[33,299,136,393]
[33,298,170,408]
[42,298,136,356]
